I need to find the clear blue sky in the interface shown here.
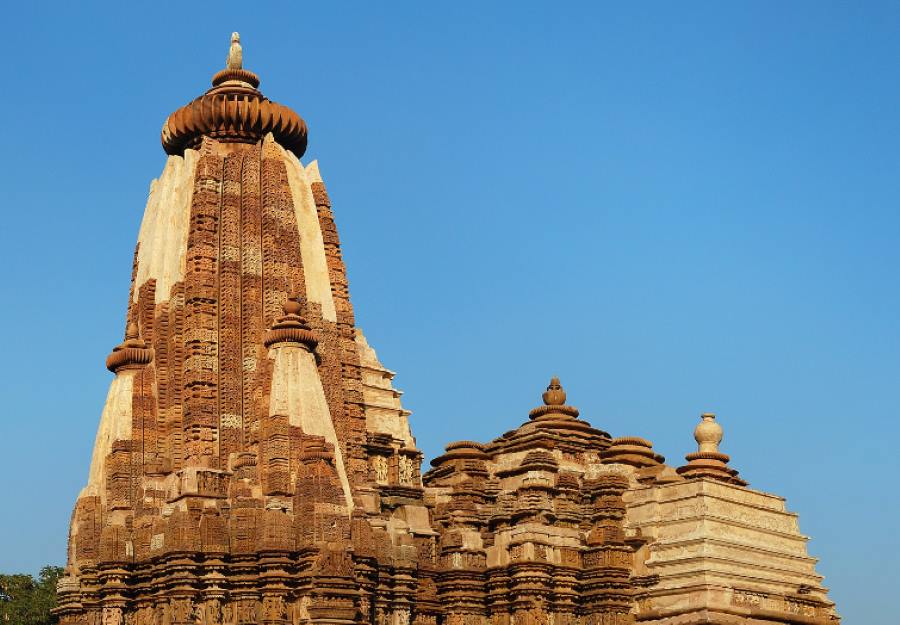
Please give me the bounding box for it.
[0,2,897,622]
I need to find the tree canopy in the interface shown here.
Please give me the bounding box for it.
[0,566,62,625]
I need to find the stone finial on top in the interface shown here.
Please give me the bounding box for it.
[264,295,319,350]
[161,32,308,158]
[676,413,747,486]
[529,377,579,420]
[226,32,243,70]
[542,376,566,406]
[694,412,723,453]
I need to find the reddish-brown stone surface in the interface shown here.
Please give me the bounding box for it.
[57,37,839,625]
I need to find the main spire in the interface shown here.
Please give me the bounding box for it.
[161,32,307,157]
[59,34,423,624]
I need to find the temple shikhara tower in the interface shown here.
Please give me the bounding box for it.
[56,35,840,625]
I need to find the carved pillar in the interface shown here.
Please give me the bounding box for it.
[580,475,635,625]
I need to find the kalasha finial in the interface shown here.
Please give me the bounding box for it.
[282,296,303,317]
[226,32,243,70]
[264,295,318,349]
[529,376,579,420]
[694,412,723,453]
[542,376,566,406]
[676,413,747,486]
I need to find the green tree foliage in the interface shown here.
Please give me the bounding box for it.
[0,566,63,625]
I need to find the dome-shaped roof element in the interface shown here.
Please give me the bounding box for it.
[161,33,308,158]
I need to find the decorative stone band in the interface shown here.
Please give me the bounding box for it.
[444,440,487,453]
[684,450,731,463]
[528,403,580,419]
[212,68,260,89]
[263,325,319,349]
[161,68,307,158]
[677,450,748,486]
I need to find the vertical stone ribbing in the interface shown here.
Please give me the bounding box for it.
[262,138,307,323]
[219,152,244,468]
[167,283,185,469]
[308,181,347,484]
[133,281,157,478]
[240,149,264,453]
[310,179,366,487]
[261,140,284,326]
[339,330,367,488]
[311,181,353,327]
[133,365,157,476]
[153,300,170,461]
[182,143,222,468]
[278,172,305,304]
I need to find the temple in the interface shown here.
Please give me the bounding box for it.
[56,36,840,625]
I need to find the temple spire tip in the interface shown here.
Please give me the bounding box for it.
[226,32,242,70]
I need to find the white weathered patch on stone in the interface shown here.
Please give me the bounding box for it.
[133,150,199,304]
[355,329,415,447]
[278,146,337,321]
[305,159,323,184]
[82,370,136,501]
[269,344,352,511]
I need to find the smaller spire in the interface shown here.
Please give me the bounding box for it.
[676,413,747,486]
[226,32,243,70]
